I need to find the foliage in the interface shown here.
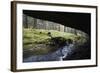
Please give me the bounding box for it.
[23,28,87,57]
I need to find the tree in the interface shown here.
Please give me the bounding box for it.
[23,14,28,28]
[33,18,37,29]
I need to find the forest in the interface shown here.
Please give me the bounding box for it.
[23,13,90,62]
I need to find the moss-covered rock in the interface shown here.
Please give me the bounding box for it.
[23,28,87,57]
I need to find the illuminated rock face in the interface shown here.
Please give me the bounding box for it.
[23,44,74,62]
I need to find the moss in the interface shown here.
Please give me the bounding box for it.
[23,28,87,57]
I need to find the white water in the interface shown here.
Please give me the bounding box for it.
[23,44,74,62]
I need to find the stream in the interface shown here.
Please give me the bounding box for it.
[23,44,75,62]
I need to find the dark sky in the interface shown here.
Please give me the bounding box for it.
[23,10,91,35]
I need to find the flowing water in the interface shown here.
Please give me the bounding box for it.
[23,44,74,62]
